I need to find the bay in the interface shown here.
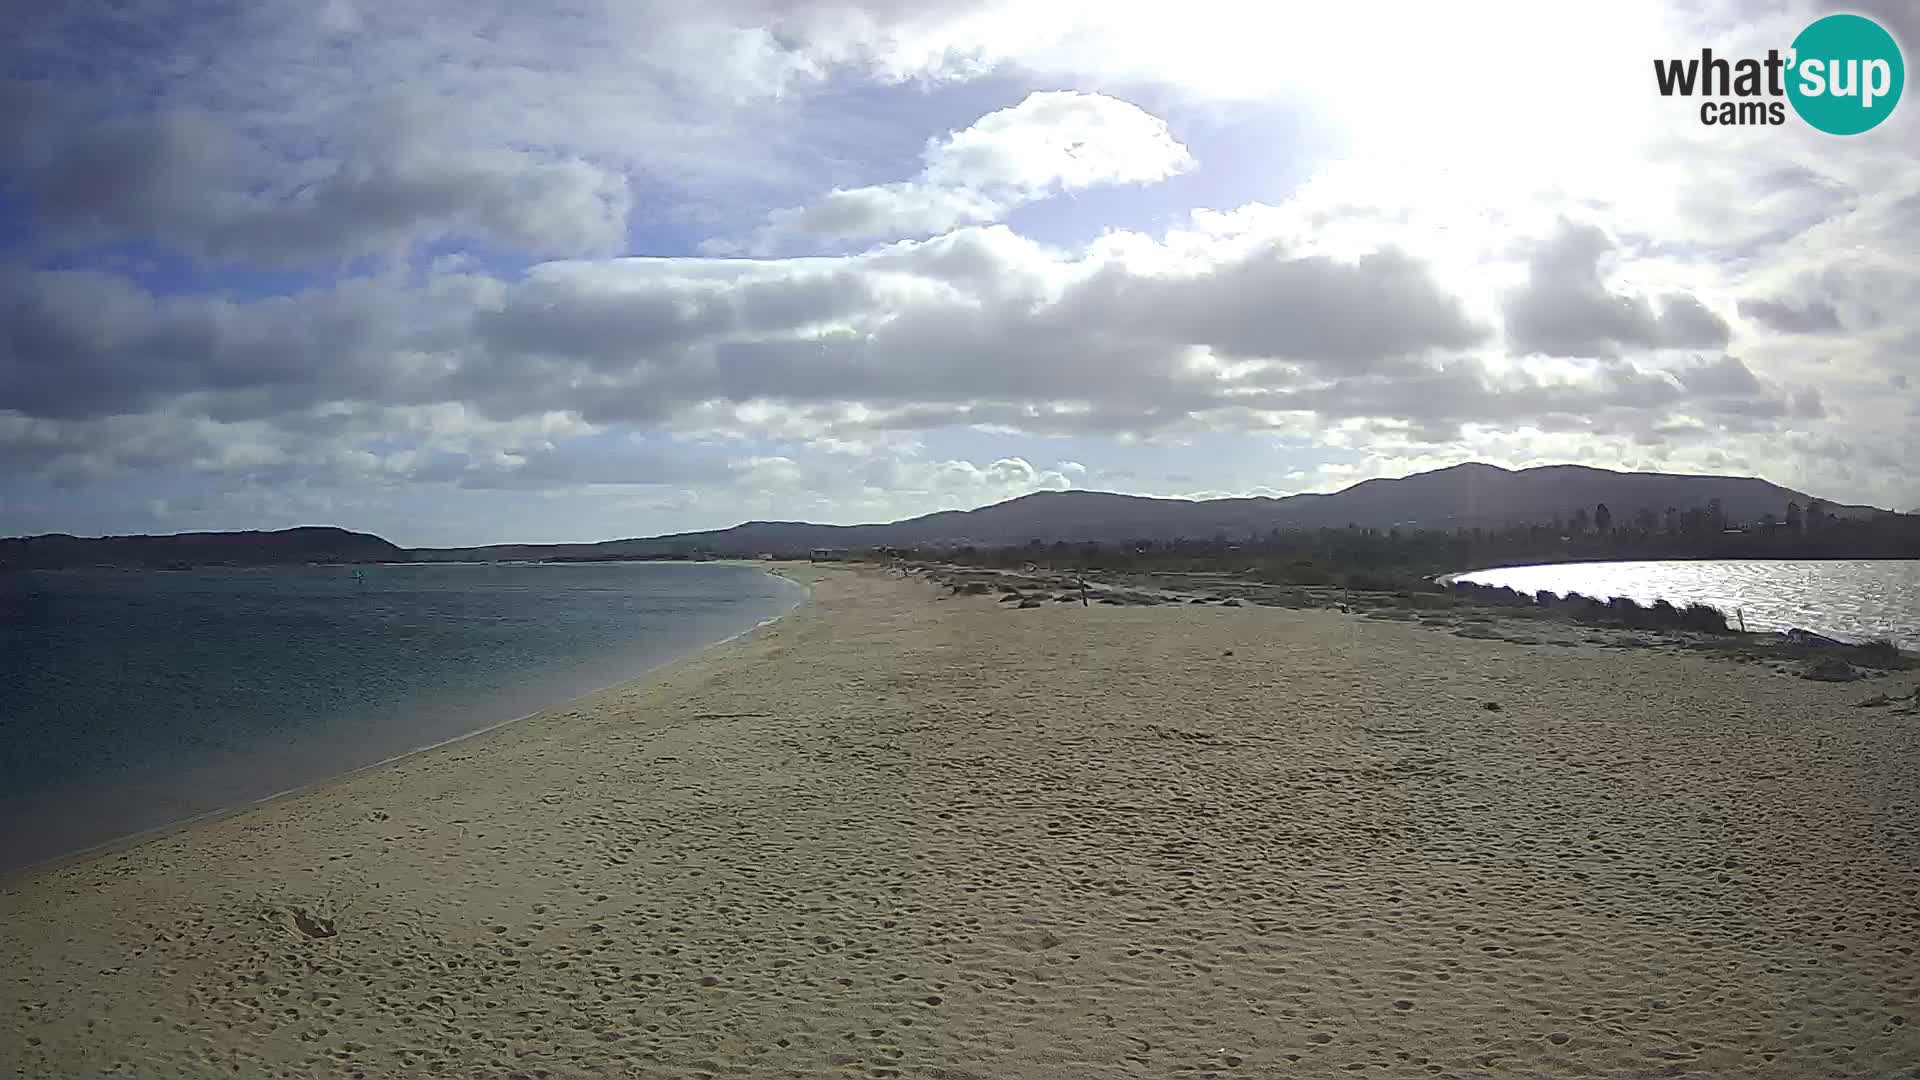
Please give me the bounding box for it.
[0,561,804,871]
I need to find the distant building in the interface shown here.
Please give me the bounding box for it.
[809,548,849,562]
[757,552,775,560]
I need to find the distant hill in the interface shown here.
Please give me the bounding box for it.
[0,527,403,570]
[413,463,1878,560]
[6,464,1882,568]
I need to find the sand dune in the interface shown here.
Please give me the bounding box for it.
[4,566,1918,1078]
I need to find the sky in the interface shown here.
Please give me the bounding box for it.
[2,0,1916,546]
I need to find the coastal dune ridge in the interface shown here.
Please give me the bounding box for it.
[4,564,1917,1078]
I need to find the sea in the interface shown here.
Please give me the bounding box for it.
[0,561,805,872]
[1450,559,1919,649]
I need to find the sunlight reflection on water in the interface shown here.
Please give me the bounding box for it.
[1454,560,1919,648]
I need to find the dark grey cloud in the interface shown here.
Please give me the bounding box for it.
[1674,354,1764,397]
[1789,387,1825,420]
[0,93,630,265]
[452,236,1490,426]
[1657,294,1734,348]
[0,269,427,422]
[1845,0,1920,66]
[1,1,1047,276]
[475,283,734,371]
[1068,244,1489,373]
[1504,221,1731,357]
[1737,296,1843,334]
[0,224,1831,484]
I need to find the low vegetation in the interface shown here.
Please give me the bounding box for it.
[879,522,1912,671]
[1447,581,1730,634]
[878,497,1917,581]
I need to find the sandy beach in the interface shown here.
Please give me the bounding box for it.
[4,564,1918,1079]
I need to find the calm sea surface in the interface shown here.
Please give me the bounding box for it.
[1453,560,1919,648]
[0,562,804,871]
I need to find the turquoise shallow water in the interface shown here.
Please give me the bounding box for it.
[1453,559,1919,648]
[0,561,803,871]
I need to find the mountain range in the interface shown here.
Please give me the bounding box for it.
[411,462,1875,560]
[1,463,1885,569]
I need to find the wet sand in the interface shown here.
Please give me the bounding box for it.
[4,565,1918,1078]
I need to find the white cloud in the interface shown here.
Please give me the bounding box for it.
[1,207,1841,487]
[4,0,1919,537]
[920,90,1192,191]
[745,91,1193,249]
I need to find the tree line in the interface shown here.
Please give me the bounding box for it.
[912,500,1920,587]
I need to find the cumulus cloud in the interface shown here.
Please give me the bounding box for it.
[1061,244,1487,371]
[1737,296,1843,334]
[461,226,1497,423]
[747,91,1193,249]
[3,0,1917,536]
[920,91,1193,191]
[1674,354,1764,397]
[0,104,631,264]
[0,268,458,421]
[1503,222,1731,358]
[2,212,1826,490]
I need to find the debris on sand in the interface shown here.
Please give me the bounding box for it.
[1802,656,1861,682]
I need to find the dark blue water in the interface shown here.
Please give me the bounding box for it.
[0,562,804,871]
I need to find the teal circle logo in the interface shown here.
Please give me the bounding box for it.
[1787,14,1904,135]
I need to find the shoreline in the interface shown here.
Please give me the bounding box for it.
[0,564,817,882]
[1444,561,1917,653]
[920,559,1916,661]
[6,566,1916,1077]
